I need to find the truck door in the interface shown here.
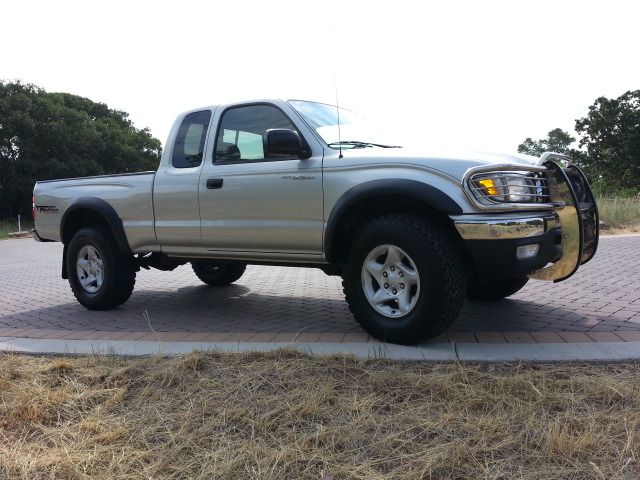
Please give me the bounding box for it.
[198,102,323,257]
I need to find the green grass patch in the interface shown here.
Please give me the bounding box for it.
[0,218,33,239]
[596,195,640,229]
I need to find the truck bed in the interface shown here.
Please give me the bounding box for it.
[33,172,158,252]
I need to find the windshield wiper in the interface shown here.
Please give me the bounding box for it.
[327,140,402,149]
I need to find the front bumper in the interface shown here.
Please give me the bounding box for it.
[454,212,563,276]
[455,161,599,282]
[454,213,560,241]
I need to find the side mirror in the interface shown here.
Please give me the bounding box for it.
[264,129,309,158]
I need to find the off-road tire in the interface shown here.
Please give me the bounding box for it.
[66,226,136,310]
[342,214,466,345]
[467,275,529,301]
[192,262,246,286]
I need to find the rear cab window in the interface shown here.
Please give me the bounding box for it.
[172,110,212,168]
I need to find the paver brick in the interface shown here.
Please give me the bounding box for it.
[316,333,346,343]
[341,332,370,343]
[225,332,259,342]
[586,332,624,342]
[0,328,34,338]
[270,332,299,343]
[178,332,214,342]
[447,332,477,343]
[200,332,232,342]
[615,331,640,342]
[558,332,593,343]
[530,332,565,343]
[0,327,27,337]
[248,332,278,342]
[474,332,506,343]
[289,333,322,343]
[502,332,536,344]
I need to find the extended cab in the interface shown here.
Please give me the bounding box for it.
[32,99,599,344]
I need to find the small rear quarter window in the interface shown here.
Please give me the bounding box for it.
[172,110,211,168]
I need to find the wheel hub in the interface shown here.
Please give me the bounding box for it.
[361,244,420,318]
[383,268,406,292]
[76,245,104,294]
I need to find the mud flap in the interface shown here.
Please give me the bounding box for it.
[62,243,69,279]
[528,162,599,283]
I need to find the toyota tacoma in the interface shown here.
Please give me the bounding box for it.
[32,99,599,344]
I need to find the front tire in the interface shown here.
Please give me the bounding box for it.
[467,275,529,301]
[67,227,136,310]
[342,215,465,345]
[192,262,246,286]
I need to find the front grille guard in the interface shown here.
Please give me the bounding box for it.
[461,155,599,282]
[527,161,599,282]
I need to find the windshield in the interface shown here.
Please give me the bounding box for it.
[288,100,400,149]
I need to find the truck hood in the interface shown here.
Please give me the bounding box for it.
[335,148,540,180]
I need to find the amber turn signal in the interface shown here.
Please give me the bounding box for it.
[478,178,499,196]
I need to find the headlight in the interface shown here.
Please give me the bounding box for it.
[505,176,533,202]
[468,171,548,205]
[472,173,534,202]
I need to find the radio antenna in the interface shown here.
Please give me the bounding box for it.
[334,72,343,159]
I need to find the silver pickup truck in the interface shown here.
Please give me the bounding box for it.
[32,99,599,344]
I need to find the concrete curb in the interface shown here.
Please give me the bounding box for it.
[1,337,640,362]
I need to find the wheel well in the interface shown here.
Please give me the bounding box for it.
[60,206,132,280]
[61,209,113,245]
[326,195,471,268]
[60,197,131,256]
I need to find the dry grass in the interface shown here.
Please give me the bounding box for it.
[1,352,639,479]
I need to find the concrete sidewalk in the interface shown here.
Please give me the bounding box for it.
[2,336,640,362]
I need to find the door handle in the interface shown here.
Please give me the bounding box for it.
[206,178,224,189]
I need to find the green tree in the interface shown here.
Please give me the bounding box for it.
[517,128,575,157]
[0,81,162,219]
[575,90,640,191]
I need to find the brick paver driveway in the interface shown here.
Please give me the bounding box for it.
[1,236,639,343]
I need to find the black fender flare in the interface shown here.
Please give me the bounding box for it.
[60,197,131,254]
[324,179,462,263]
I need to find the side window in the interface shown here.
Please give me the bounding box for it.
[214,105,300,163]
[172,110,211,168]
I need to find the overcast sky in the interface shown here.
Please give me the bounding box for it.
[2,0,638,153]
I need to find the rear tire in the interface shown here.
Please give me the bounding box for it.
[342,214,465,345]
[67,227,136,310]
[192,262,246,286]
[467,275,529,301]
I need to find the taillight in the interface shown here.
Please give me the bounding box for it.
[32,195,36,221]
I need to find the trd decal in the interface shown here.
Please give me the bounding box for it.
[35,205,59,213]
